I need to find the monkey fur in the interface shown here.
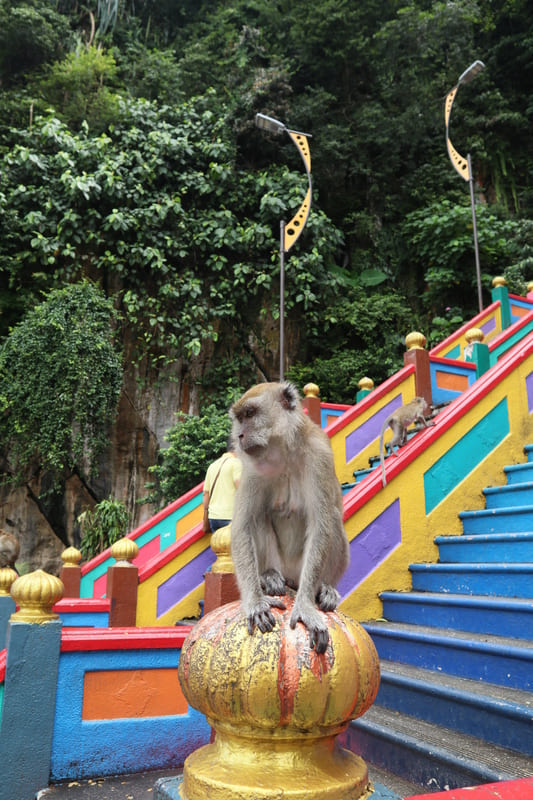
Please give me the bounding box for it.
[229,382,349,655]
[379,396,433,487]
[0,530,20,570]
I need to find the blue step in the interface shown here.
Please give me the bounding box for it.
[410,562,533,598]
[483,481,533,509]
[505,461,533,485]
[376,661,533,756]
[343,706,533,793]
[525,444,533,462]
[460,505,533,534]
[435,532,533,562]
[380,591,533,640]
[363,621,533,690]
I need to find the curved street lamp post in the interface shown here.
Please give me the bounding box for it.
[444,59,486,313]
[255,113,312,381]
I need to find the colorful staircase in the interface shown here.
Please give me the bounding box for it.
[343,446,533,794]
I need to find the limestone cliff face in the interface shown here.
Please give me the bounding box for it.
[0,364,183,575]
[0,320,288,575]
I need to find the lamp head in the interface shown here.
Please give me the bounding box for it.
[255,113,286,135]
[458,60,485,85]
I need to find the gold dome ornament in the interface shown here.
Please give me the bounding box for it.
[178,595,380,799]
[10,570,64,623]
[110,537,139,564]
[0,567,19,596]
[61,546,82,567]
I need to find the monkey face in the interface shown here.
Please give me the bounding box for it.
[230,382,302,463]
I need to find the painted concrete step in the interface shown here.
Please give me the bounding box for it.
[363,621,533,690]
[410,562,533,598]
[343,706,533,794]
[377,660,533,755]
[505,461,533,485]
[435,532,533,563]
[380,591,533,640]
[483,482,533,509]
[525,444,533,462]
[460,505,533,534]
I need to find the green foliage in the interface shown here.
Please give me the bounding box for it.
[78,497,130,559]
[0,97,344,370]
[144,406,232,509]
[0,1,72,84]
[287,287,417,402]
[0,281,122,488]
[402,199,527,314]
[36,45,120,132]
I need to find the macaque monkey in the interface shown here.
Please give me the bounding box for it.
[230,382,349,655]
[0,529,20,570]
[379,396,433,487]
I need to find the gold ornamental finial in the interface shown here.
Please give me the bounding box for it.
[0,567,19,596]
[527,281,533,294]
[61,546,82,567]
[210,524,235,574]
[303,382,319,399]
[10,570,64,622]
[405,331,427,351]
[492,276,507,288]
[358,377,374,392]
[465,328,484,344]
[110,537,139,565]
[178,597,380,799]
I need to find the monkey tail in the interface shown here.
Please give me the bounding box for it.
[378,420,388,488]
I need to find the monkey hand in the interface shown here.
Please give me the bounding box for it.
[289,601,330,655]
[246,596,285,635]
[260,567,286,596]
[316,583,340,612]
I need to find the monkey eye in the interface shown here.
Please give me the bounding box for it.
[245,407,256,418]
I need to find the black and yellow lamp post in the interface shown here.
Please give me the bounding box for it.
[255,113,312,381]
[444,60,486,313]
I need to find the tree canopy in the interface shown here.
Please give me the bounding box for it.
[0,0,532,519]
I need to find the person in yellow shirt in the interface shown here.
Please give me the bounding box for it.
[202,443,242,533]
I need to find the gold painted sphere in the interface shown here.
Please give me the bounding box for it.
[0,567,19,596]
[10,569,64,622]
[465,327,484,344]
[405,331,426,350]
[303,382,320,398]
[61,546,82,567]
[179,595,380,736]
[110,537,139,564]
[492,276,507,287]
[358,377,374,392]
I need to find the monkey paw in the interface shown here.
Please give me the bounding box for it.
[289,602,330,655]
[316,583,340,612]
[260,567,286,596]
[246,596,285,635]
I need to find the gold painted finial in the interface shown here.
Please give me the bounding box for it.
[210,524,235,574]
[358,377,374,392]
[303,382,319,398]
[110,537,139,565]
[178,597,380,799]
[10,570,64,623]
[465,328,484,344]
[0,567,19,596]
[492,276,507,288]
[61,546,82,567]
[405,331,426,350]
[527,281,533,293]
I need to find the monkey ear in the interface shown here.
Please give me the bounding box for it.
[279,382,299,411]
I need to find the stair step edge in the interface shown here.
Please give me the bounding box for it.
[352,707,533,780]
[380,591,533,611]
[379,661,533,717]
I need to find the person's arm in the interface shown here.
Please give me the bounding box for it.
[202,489,211,533]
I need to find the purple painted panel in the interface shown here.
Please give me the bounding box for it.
[526,371,533,414]
[480,316,497,338]
[338,499,401,597]
[345,396,403,463]
[156,547,216,618]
